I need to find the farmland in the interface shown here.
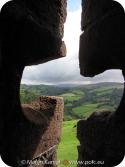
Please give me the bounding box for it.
[20,82,123,165]
[20,82,123,120]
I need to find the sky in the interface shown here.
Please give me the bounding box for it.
[0,0,125,85]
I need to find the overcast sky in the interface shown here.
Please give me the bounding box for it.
[0,0,125,85]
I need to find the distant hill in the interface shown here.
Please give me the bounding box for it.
[20,82,124,121]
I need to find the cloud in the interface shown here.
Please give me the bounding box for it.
[22,5,124,85]
[22,8,84,85]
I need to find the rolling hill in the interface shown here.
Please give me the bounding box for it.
[20,82,124,165]
[20,82,124,120]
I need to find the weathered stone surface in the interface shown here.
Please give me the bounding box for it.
[14,0,67,39]
[2,96,64,167]
[79,0,125,77]
[81,0,119,30]
[78,1,125,165]
[1,0,67,66]
[77,109,125,167]
[0,1,67,166]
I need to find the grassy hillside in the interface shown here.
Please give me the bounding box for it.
[57,120,79,167]
[20,82,123,120]
[20,83,124,165]
[72,103,100,118]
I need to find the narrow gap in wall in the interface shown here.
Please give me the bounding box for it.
[20,0,124,165]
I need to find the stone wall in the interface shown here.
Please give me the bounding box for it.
[78,0,125,166]
[12,96,63,167]
[0,0,67,166]
[79,0,125,76]
[0,0,125,166]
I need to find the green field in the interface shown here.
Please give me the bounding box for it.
[72,103,99,118]
[20,82,124,166]
[60,92,82,102]
[57,120,79,167]
[20,82,123,120]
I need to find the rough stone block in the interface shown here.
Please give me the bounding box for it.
[1,0,67,66]
[77,109,125,166]
[2,96,64,167]
[0,1,67,166]
[79,0,125,77]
